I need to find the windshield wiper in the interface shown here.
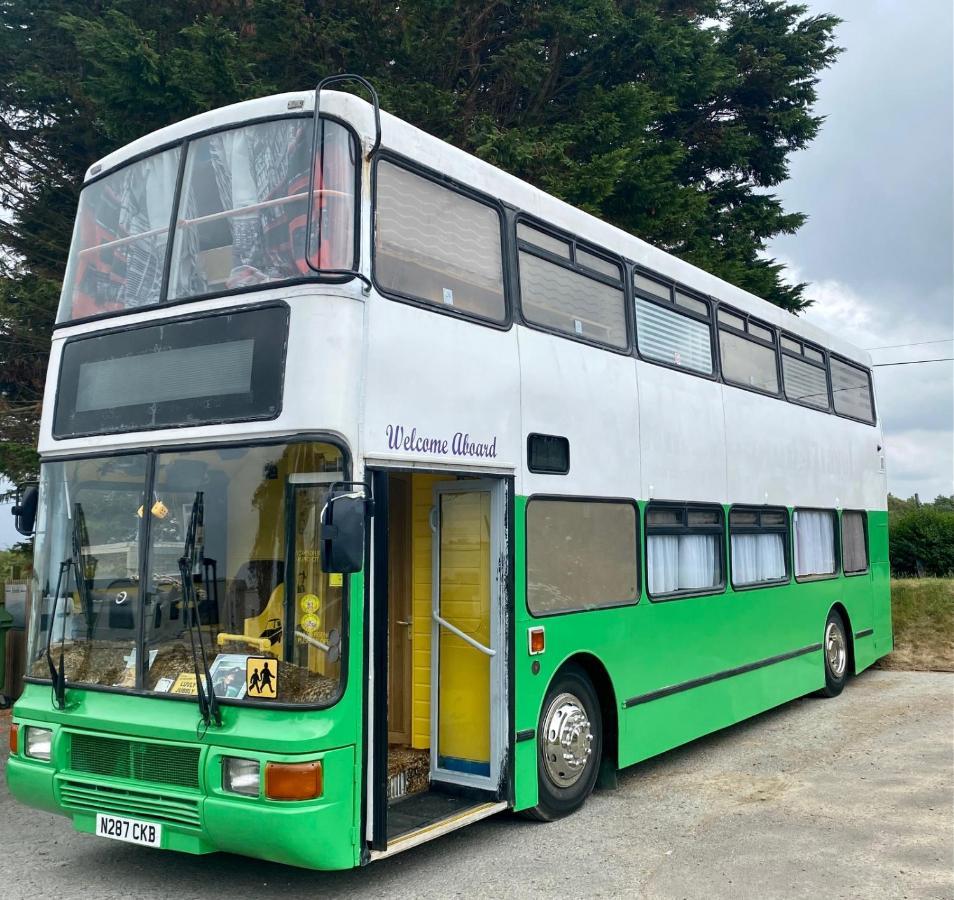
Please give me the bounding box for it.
[45,558,72,710]
[178,492,220,728]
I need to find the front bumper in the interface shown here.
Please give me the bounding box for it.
[7,719,358,870]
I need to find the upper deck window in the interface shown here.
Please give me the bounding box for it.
[57,117,357,323]
[717,308,779,395]
[517,224,627,349]
[633,273,714,375]
[169,118,355,300]
[374,160,506,323]
[780,334,830,410]
[59,147,182,321]
[830,357,875,423]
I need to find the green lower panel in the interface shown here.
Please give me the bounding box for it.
[511,500,894,812]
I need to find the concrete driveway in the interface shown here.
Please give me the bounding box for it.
[1,669,951,899]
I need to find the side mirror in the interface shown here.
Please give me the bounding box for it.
[320,491,367,574]
[12,481,39,537]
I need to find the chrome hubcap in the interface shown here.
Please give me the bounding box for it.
[541,692,593,789]
[826,621,847,678]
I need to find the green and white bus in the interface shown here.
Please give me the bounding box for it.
[7,78,891,870]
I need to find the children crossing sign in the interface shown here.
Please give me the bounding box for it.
[246,657,278,699]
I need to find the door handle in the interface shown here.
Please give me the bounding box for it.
[433,613,495,657]
[395,619,410,626]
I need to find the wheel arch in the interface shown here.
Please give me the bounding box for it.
[549,652,620,769]
[828,601,857,675]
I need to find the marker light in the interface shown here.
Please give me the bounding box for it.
[528,627,545,655]
[9,723,18,755]
[265,761,323,801]
[223,757,261,797]
[25,726,52,761]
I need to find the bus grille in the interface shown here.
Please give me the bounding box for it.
[69,732,201,790]
[59,779,202,828]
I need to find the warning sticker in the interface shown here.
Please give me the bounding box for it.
[246,657,278,699]
[170,673,205,695]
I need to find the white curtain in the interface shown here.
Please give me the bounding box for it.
[648,534,719,595]
[795,511,836,576]
[732,533,786,585]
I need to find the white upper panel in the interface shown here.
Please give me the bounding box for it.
[83,89,869,367]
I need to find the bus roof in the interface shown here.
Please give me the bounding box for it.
[84,89,870,367]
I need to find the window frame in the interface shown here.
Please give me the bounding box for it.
[55,112,363,330]
[514,215,630,353]
[828,353,877,426]
[792,507,841,583]
[371,150,513,330]
[841,509,870,576]
[644,500,726,602]
[632,266,718,381]
[525,494,641,618]
[779,332,833,412]
[526,433,571,475]
[728,505,791,591]
[715,305,782,398]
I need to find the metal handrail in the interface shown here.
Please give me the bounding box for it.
[433,613,495,657]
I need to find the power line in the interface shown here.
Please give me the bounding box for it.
[866,338,953,351]
[872,358,953,368]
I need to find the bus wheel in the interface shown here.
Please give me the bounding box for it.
[528,666,602,821]
[820,610,849,698]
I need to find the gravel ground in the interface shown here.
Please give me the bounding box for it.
[1,669,951,899]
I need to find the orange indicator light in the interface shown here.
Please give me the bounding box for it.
[528,627,545,655]
[265,761,323,801]
[9,723,18,755]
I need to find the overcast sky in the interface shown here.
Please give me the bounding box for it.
[1,1,951,550]
[769,0,954,501]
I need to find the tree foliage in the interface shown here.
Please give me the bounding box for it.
[890,506,954,578]
[0,1,841,483]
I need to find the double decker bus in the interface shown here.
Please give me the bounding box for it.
[7,78,891,870]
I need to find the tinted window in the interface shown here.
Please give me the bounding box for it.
[519,250,627,348]
[517,223,570,258]
[527,499,638,615]
[375,161,505,322]
[720,330,779,393]
[794,509,837,578]
[646,503,724,598]
[730,507,788,587]
[527,434,570,474]
[635,297,713,374]
[842,511,868,573]
[782,355,830,409]
[831,358,875,423]
[55,306,288,437]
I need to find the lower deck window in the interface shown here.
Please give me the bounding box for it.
[646,504,724,598]
[794,509,837,578]
[527,498,638,615]
[730,508,788,587]
[842,510,869,574]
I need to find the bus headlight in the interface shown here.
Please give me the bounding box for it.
[25,727,53,761]
[223,757,261,796]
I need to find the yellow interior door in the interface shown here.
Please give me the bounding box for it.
[435,488,492,776]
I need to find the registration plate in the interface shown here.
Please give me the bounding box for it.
[95,813,162,848]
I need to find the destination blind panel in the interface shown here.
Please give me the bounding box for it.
[54,304,288,437]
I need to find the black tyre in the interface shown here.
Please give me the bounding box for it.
[526,665,602,821]
[819,609,849,698]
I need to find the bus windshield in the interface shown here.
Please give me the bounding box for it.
[58,117,356,322]
[27,441,347,707]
